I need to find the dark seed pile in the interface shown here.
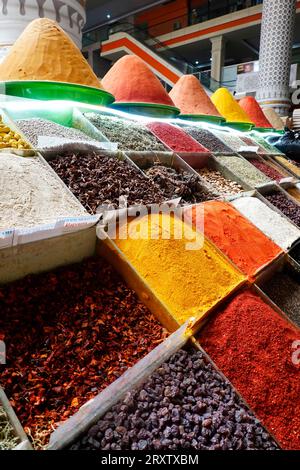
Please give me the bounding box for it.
[71,349,278,451]
[264,191,300,228]
[48,152,166,212]
[184,127,232,153]
[145,164,217,204]
[262,268,300,328]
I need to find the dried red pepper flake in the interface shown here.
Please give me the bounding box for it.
[198,290,300,450]
[147,122,209,153]
[0,257,168,448]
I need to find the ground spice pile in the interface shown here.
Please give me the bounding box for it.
[48,152,166,212]
[145,164,217,203]
[102,55,175,106]
[198,290,300,450]
[197,168,244,196]
[169,75,221,116]
[84,113,166,152]
[0,153,87,229]
[71,349,277,451]
[239,97,273,129]
[183,127,232,153]
[115,213,244,324]
[263,108,284,130]
[147,122,209,153]
[232,196,300,250]
[0,258,167,447]
[185,202,282,278]
[261,267,300,328]
[211,129,246,152]
[264,191,300,228]
[0,19,102,88]
[211,88,253,123]
[249,158,285,182]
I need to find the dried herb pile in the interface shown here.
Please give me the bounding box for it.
[0,258,167,448]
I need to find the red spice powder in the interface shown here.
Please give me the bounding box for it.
[250,158,284,182]
[185,201,282,278]
[147,122,209,153]
[239,97,273,128]
[198,290,300,450]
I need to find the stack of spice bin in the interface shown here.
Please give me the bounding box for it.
[0,95,299,452]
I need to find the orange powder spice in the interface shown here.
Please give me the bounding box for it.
[185,201,283,278]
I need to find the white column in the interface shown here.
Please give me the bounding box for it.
[257,0,296,116]
[0,0,86,60]
[210,35,226,85]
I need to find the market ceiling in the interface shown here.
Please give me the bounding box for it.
[85,0,166,31]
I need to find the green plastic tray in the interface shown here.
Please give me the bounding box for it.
[254,127,278,133]
[110,101,180,118]
[179,114,225,125]
[1,81,115,106]
[222,121,254,132]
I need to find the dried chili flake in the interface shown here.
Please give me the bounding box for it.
[0,258,167,448]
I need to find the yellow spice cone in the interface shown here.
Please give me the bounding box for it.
[211,87,253,123]
[0,18,103,89]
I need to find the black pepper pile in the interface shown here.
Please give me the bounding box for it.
[184,127,232,153]
[48,152,166,212]
[84,113,166,152]
[261,268,300,328]
[70,349,278,451]
[145,164,217,204]
[0,257,167,447]
[264,191,300,228]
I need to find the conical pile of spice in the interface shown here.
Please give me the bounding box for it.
[102,55,175,106]
[263,108,284,130]
[169,75,221,116]
[239,96,273,128]
[0,18,103,88]
[211,88,253,123]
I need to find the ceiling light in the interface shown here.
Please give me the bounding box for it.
[106,14,111,19]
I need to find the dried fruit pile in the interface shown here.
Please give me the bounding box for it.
[71,349,277,450]
[48,152,166,212]
[249,158,285,182]
[0,258,167,447]
[145,164,217,203]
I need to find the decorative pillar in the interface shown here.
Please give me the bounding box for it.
[0,0,86,62]
[256,0,296,116]
[210,35,226,89]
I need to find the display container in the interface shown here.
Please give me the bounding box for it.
[110,102,180,118]
[0,388,32,450]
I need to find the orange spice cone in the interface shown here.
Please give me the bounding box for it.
[169,75,221,116]
[239,96,273,128]
[0,18,103,89]
[102,55,175,106]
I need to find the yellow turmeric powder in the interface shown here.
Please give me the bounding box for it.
[115,213,245,324]
[211,88,253,123]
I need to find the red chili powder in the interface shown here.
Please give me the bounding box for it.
[185,201,282,278]
[198,290,300,450]
[250,158,284,182]
[239,97,273,128]
[147,122,209,153]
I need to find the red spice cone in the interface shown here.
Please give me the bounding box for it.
[102,55,175,106]
[169,75,221,116]
[239,96,273,128]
